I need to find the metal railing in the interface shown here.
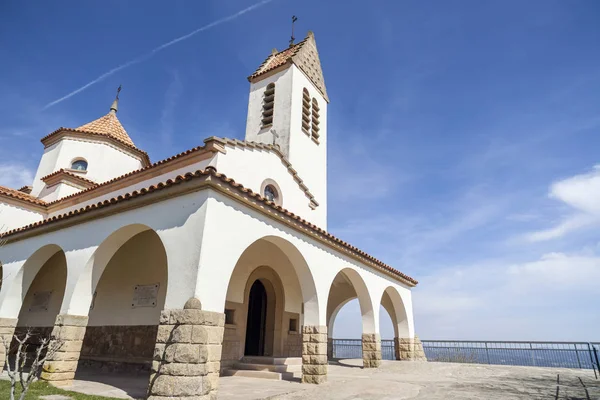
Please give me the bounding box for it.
[331,339,600,371]
[591,343,600,377]
[331,339,395,360]
[422,341,597,370]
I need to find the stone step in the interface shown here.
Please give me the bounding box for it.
[240,356,302,365]
[222,369,297,381]
[233,362,302,373]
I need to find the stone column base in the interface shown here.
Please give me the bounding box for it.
[41,314,88,385]
[148,300,224,399]
[301,325,327,384]
[362,333,382,368]
[0,318,18,372]
[327,337,333,359]
[395,336,427,361]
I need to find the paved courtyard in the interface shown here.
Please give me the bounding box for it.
[63,360,599,399]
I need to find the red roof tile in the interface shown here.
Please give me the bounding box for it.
[0,185,46,207]
[0,168,417,286]
[41,169,97,188]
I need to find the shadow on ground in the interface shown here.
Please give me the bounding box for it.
[41,359,600,400]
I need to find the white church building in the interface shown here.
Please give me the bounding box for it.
[0,32,424,399]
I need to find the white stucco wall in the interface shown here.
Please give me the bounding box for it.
[195,191,414,337]
[48,157,212,218]
[0,186,415,339]
[38,182,86,203]
[288,65,328,227]
[244,65,328,228]
[88,230,167,326]
[31,138,144,197]
[0,202,44,232]
[245,69,293,154]
[214,149,319,225]
[0,189,212,320]
[17,250,66,327]
[225,239,303,315]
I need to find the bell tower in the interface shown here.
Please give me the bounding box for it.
[245,31,329,224]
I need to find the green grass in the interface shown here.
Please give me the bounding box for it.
[0,379,124,400]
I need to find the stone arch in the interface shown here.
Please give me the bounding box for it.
[326,268,381,368]
[222,235,319,327]
[379,286,410,339]
[326,268,376,336]
[0,244,67,367]
[64,224,158,315]
[0,244,66,319]
[221,236,314,363]
[327,298,353,338]
[60,223,168,376]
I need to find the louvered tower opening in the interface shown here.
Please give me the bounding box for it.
[261,83,275,128]
[311,98,320,141]
[302,88,311,135]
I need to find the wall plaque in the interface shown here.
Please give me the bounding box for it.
[29,291,52,312]
[132,283,160,308]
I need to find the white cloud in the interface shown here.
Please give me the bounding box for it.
[525,165,600,242]
[0,163,34,189]
[414,250,600,340]
[550,165,600,215]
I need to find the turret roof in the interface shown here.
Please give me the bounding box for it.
[249,31,328,101]
[75,110,134,146]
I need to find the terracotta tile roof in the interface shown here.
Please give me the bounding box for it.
[248,32,328,101]
[43,137,319,209]
[0,168,417,286]
[0,185,46,207]
[41,169,97,188]
[249,41,306,80]
[44,141,218,206]
[76,111,134,146]
[40,128,150,166]
[18,186,32,194]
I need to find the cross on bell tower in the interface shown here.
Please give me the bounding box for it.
[290,16,298,46]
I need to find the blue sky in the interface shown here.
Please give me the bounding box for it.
[1,1,599,341]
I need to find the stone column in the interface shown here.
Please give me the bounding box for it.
[327,337,333,359]
[362,333,381,368]
[0,318,18,372]
[301,325,327,384]
[413,336,427,360]
[41,314,88,385]
[395,336,427,361]
[148,299,225,400]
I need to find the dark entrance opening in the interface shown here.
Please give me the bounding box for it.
[245,280,267,356]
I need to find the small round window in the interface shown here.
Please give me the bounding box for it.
[71,159,88,171]
[264,185,278,203]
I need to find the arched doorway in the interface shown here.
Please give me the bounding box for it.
[245,280,268,356]
[221,236,314,368]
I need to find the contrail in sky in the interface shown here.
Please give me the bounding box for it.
[43,0,273,110]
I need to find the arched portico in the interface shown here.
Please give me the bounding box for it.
[380,286,409,340]
[379,286,425,361]
[326,268,381,368]
[0,244,67,371]
[0,244,65,319]
[62,224,155,316]
[39,224,168,386]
